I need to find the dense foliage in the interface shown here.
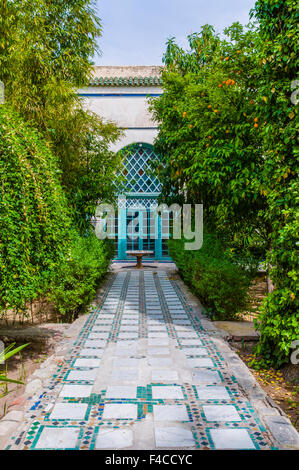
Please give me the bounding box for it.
[0,1,119,320]
[251,0,299,366]
[0,106,71,312]
[0,0,122,230]
[49,233,113,322]
[0,106,114,318]
[169,234,251,320]
[150,2,298,366]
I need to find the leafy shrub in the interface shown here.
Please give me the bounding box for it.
[0,105,71,313]
[0,106,113,321]
[169,233,251,320]
[49,233,113,322]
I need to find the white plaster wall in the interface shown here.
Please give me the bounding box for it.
[111,129,158,152]
[82,95,157,128]
[78,85,162,150]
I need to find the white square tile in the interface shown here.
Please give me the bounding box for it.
[73,358,101,368]
[106,386,137,399]
[49,403,88,420]
[196,386,230,400]
[183,347,208,356]
[119,325,139,331]
[203,405,241,422]
[148,332,168,338]
[94,320,113,325]
[95,428,133,449]
[155,426,195,448]
[209,428,255,449]
[148,326,168,332]
[118,332,139,339]
[66,369,98,381]
[153,405,189,421]
[88,332,109,339]
[176,331,198,338]
[91,325,111,332]
[152,370,179,382]
[59,385,93,398]
[102,404,138,420]
[84,339,107,348]
[35,427,80,449]
[180,339,203,346]
[152,386,184,400]
[187,358,214,368]
[79,348,103,358]
[191,369,222,384]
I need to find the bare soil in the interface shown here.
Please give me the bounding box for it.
[0,324,66,419]
[236,345,299,431]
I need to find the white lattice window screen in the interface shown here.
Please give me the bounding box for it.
[122,144,161,193]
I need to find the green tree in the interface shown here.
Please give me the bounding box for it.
[150,23,268,255]
[0,105,71,312]
[0,0,122,229]
[251,0,299,366]
[151,12,298,366]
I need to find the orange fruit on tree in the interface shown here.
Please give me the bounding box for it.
[214,109,218,113]
[231,80,235,85]
[208,135,212,139]
[189,124,193,129]
[254,117,258,122]
[208,105,212,109]
[206,143,210,147]
[182,111,187,118]
[254,123,258,128]
[218,84,222,88]
[225,57,229,61]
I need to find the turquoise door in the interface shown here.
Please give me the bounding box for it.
[124,208,156,259]
[116,142,171,261]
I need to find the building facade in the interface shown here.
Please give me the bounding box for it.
[78,66,170,261]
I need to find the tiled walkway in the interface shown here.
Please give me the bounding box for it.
[7,271,276,450]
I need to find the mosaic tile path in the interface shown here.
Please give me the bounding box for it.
[6,271,276,450]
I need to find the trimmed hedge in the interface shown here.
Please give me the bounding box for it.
[0,105,113,321]
[49,233,113,322]
[169,233,251,320]
[0,105,71,312]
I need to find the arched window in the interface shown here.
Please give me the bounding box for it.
[120,142,161,194]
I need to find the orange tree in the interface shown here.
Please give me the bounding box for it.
[150,23,268,264]
[250,0,299,367]
[150,15,298,366]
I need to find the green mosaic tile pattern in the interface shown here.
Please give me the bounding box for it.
[6,271,276,450]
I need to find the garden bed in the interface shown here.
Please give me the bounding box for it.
[235,344,299,432]
[0,323,67,419]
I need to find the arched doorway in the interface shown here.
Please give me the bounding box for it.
[115,142,170,261]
